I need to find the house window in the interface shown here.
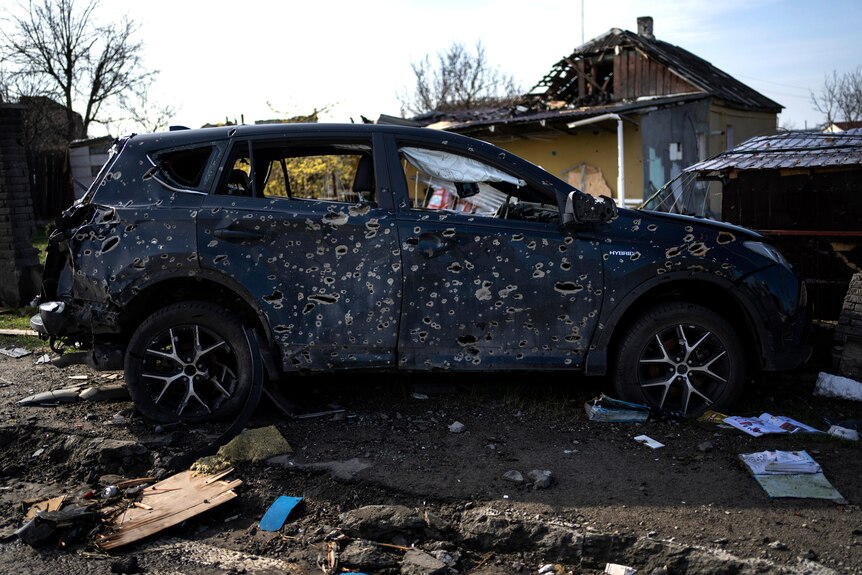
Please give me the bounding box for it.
[726,125,734,149]
[669,142,682,161]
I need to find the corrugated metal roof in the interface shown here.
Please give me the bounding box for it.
[686,132,862,172]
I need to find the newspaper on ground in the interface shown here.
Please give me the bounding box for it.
[724,413,822,437]
[739,450,821,475]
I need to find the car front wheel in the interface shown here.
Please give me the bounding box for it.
[611,302,745,417]
[124,301,254,423]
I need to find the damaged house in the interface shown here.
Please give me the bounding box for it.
[400,17,782,208]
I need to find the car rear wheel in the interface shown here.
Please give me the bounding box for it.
[611,302,745,417]
[125,301,254,423]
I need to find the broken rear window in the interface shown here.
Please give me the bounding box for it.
[151,145,218,189]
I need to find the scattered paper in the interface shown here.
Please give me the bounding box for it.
[633,434,664,449]
[739,450,821,475]
[724,413,821,437]
[738,450,846,503]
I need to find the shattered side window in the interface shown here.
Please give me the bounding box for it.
[151,145,217,190]
[221,141,374,203]
[398,145,559,223]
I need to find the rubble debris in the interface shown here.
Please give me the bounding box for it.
[633,435,664,449]
[448,421,466,433]
[339,505,447,541]
[34,353,52,364]
[339,539,398,571]
[97,468,241,550]
[79,383,130,402]
[17,386,83,406]
[604,564,637,575]
[401,549,448,575]
[527,469,553,489]
[190,455,232,475]
[502,470,524,483]
[0,346,32,358]
[814,371,862,401]
[24,495,66,520]
[216,425,292,464]
[585,394,650,422]
[259,495,302,532]
[16,505,96,547]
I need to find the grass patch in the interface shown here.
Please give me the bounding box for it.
[0,308,43,350]
[32,223,50,265]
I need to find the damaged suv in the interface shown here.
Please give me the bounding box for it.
[32,123,810,421]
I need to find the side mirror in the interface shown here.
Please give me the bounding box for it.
[563,191,618,225]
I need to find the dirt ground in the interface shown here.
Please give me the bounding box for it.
[0,322,859,575]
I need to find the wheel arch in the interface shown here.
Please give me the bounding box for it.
[586,273,762,376]
[116,274,277,363]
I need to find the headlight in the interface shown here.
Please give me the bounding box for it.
[743,241,789,266]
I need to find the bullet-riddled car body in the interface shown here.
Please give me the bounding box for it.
[32,123,810,421]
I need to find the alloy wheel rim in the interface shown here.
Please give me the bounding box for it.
[140,324,238,418]
[636,322,729,415]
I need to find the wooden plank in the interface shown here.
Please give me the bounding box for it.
[0,328,39,336]
[97,469,242,550]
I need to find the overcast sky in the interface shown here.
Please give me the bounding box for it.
[103,0,860,134]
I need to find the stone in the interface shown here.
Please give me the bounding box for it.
[400,549,447,575]
[339,539,398,570]
[696,441,714,453]
[339,505,444,541]
[527,469,553,489]
[502,470,524,483]
[448,421,466,433]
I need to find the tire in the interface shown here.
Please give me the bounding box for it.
[611,302,745,418]
[124,301,254,423]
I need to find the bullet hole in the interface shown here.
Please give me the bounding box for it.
[647,224,657,232]
[457,334,478,346]
[602,253,609,260]
[302,303,315,315]
[684,234,695,243]
[561,262,572,270]
[274,325,289,333]
[308,294,339,304]
[630,251,641,261]
[125,224,137,232]
[335,245,348,256]
[717,231,736,245]
[441,228,456,238]
[511,234,524,242]
[688,242,709,257]
[132,258,145,269]
[263,290,284,304]
[405,237,419,247]
[83,249,92,256]
[447,262,462,273]
[554,281,583,294]
[666,246,682,258]
[213,255,228,264]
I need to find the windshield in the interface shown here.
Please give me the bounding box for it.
[640,169,724,220]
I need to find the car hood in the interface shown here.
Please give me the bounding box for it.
[631,208,764,241]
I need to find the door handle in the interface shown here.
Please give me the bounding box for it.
[213,229,264,241]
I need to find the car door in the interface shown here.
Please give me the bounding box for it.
[387,137,604,370]
[197,132,401,372]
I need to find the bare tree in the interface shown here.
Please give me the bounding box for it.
[0,0,161,139]
[399,41,522,117]
[810,66,862,125]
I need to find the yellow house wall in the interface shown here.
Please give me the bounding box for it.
[484,123,644,204]
[708,105,778,157]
